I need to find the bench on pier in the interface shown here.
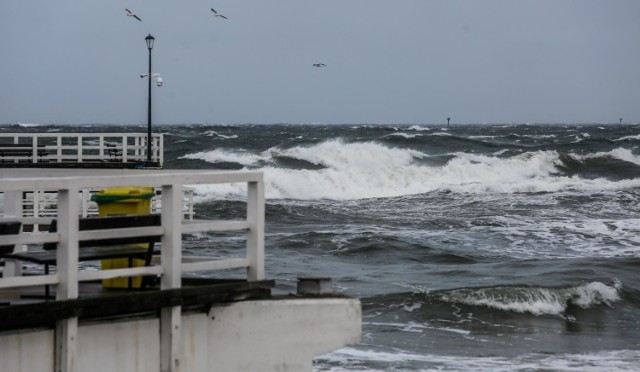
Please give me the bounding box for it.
[0,215,162,296]
[0,221,23,277]
[0,221,22,256]
[0,144,49,163]
[105,143,123,161]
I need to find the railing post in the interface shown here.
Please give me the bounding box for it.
[80,189,90,217]
[77,136,83,162]
[2,190,24,277]
[98,136,105,159]
[247,180,265,281]
[55,187,80,372]
[122,135,128,163]
[158,134,164,167]
[31,136,38,163]
[56,136,62,163]
[160,183,182,372]
[134,135,139,159]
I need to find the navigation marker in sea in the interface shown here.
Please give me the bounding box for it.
[125,9,142,22]
[211,8,228,19]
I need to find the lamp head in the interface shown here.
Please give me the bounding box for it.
[145,34,155,50]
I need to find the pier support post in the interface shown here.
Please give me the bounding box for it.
[160,183,183,371]
[55,188,80,372]
[247,180,265,281]
[2,190,23,277]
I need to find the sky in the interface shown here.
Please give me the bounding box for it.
[1,0,639,125]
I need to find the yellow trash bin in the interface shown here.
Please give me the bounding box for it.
[90,186,155,288]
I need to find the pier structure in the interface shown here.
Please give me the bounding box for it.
[0,132,163,168]
[0,169,361,371]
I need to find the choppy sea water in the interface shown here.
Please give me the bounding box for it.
[4,123,640,371]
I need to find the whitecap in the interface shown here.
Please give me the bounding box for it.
[436,281,622,316]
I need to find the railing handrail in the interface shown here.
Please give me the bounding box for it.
[0,170,265,297]
[0,132,159,137]
[0,132,163,166]
[14,187,195,221]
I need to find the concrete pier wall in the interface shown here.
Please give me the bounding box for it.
[0,298,361,372]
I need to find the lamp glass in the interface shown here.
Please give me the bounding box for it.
[145,34,155,50]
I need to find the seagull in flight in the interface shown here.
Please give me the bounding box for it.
[125,9,142,22]
[211,8,228,19]
[313,63,327,67]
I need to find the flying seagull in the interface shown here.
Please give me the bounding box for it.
[313,63,326,67]
[125,9,142,22]
[211,8,228,19]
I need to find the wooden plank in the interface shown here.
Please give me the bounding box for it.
[0,280,274,332]
[7,245,159,265]
[0,170,263,192]
[181,258,249,273]
[0,274,59,289]
[77,265,163,282]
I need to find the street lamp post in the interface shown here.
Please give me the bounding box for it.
[145,34,155,164]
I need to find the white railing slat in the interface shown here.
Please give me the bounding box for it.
[77,266,164,282]
[0,274,59,289]
[181,258,250,272]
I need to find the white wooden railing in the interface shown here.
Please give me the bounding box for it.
[16,187,195,224]
[0,170,265,291]
[0,133,163,166]
[0,170,264,372]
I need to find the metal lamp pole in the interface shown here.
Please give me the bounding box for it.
[145,34,155,164]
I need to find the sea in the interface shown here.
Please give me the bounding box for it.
[3,122,640,371]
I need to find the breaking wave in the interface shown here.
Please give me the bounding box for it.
[434,281,622,316]
[183,139,640,201]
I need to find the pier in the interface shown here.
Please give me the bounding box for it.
[0,169,361,371]
[0,133,163,168]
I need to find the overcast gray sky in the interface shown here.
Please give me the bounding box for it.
[1,1,639,125]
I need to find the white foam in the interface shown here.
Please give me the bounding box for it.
[614,134,640,141]
[402,302,422,312]
[571,147,640,166]
[407,125,432,132]
[387,132,421,139]
[16,122,41,127]
[366,321,472,336]
[202,130,238,139]
[180,148,267,166]
[315,348,640,372]
[437,281,622,316]
[183,140,640,201]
